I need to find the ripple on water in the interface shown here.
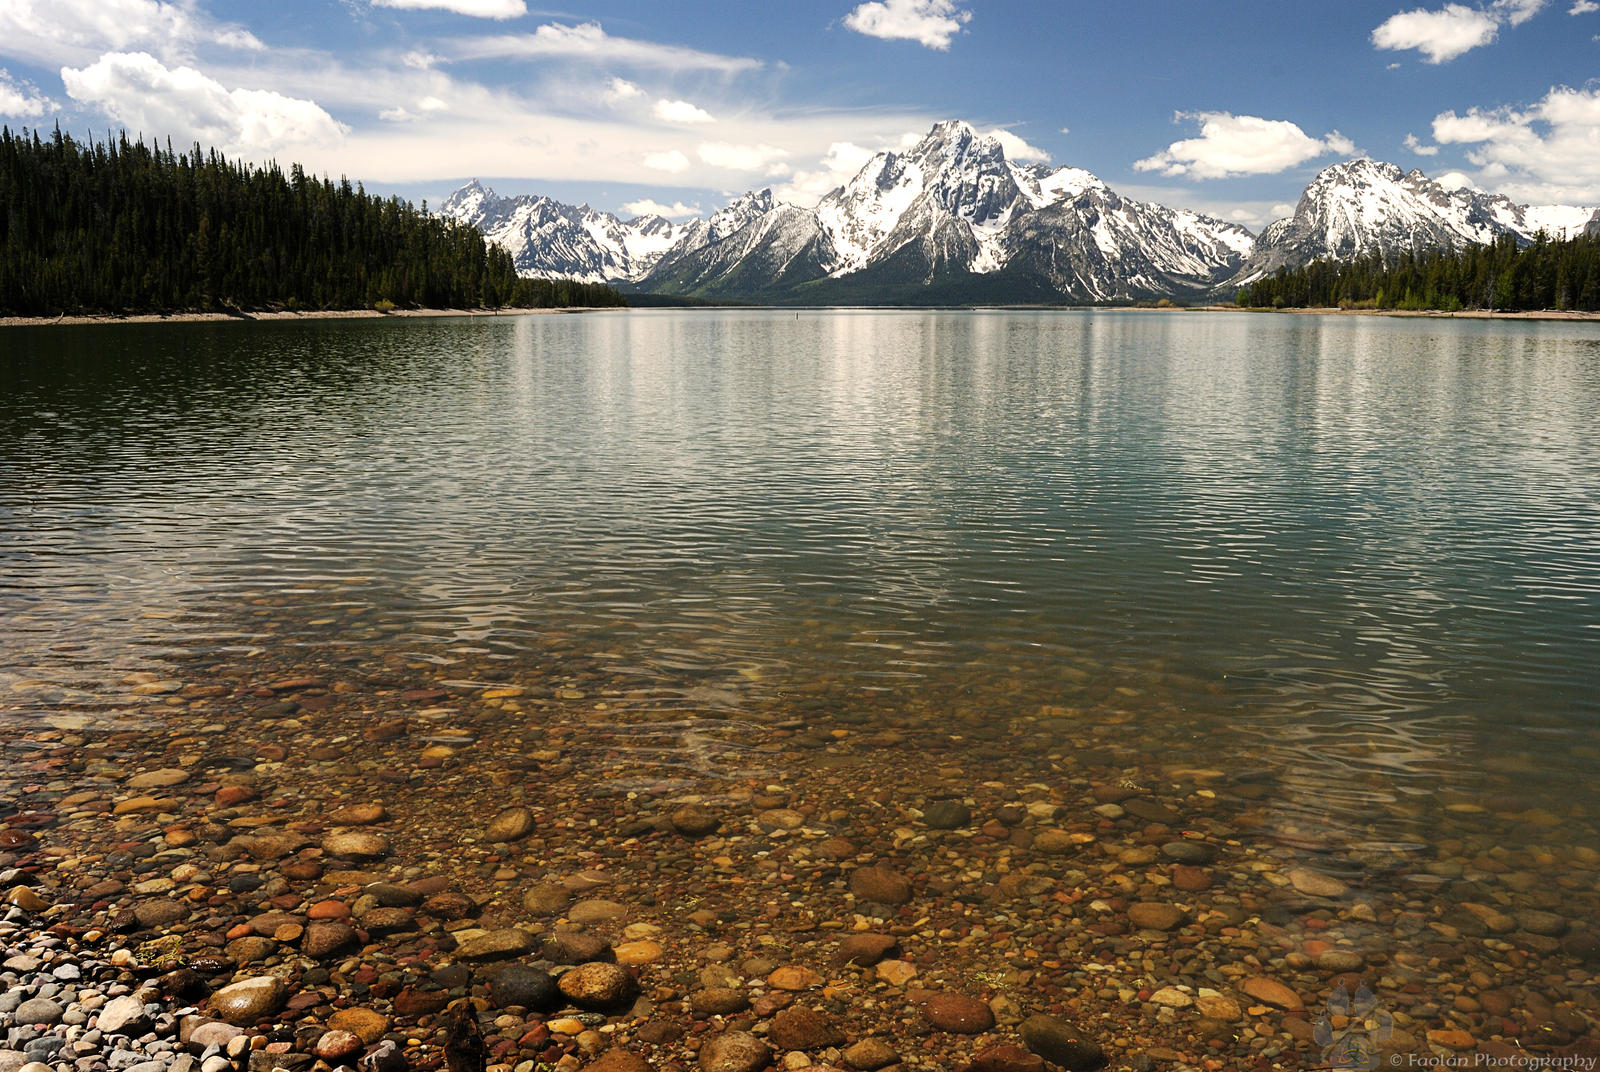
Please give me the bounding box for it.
[1,311,1598,856]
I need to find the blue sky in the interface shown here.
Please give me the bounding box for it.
[1,0,1597,229]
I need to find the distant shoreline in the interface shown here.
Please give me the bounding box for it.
[6,304,1599,328]
[1204,305,1600,321]
[0,307,609,329]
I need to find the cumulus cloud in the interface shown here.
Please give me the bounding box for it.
[61,51,346,158]
[775,139,882,204]
[842,0,972,50]
[452,21,761,74]
[0,0,259,66]
[1492,0,1548,22]
[1430,84,1600,201]
[1372,5,1499,62]
[1573,0,1598,12]
[603,78,642,104]
[1404,132,1440,155]
[653,98,714,124]
[1134,112,1354,180]
[643,149,691,172]
[1372,0,1551,63]
[621,198,700,218]
[371,0,528,18]
[698,141,790,174]
[989,129,1048,163]
[0,68,54,117]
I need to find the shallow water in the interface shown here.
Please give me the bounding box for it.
[2,309,1598,865]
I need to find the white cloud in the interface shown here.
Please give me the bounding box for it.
[989,128,1048,163]
[842,0,972,50]
[653,98,715,124]
[452,21,761,74]
[1372,4,1500,62]
[698,141,790,174]
[1134,112,1354,180]
[61,51,346,158]
[0,0,258,66]
[643,149,691,173]
[775,139,883,204]
[1430,84,1600,201]
[1435,170,1477,190]
[603,78,642,104]
[1058,126,1070,135]
[621,198,700,219]
[1573,0,1599,12]
[0,68,53,118]
[371,0,527,18]
[1492,0,1548,23]
[1372,0,1552,63]
[1404,132,1440,155]
[1114,182,1300,231]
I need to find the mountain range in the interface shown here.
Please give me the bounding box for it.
[441,121,1594,305]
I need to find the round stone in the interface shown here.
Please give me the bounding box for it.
[842,1039,899,1071]
[522,883,572,915]
[206,977,288,1026]
[314,1030,363,1063]
[1161,841,1218,865]
[669,804,721,837]
[489,965,559,1011]
[767,965,822,991]
[922,800,972,829]
[771,1006,844,1050]
[13,999,63,1026]
[1032,829,1093,855]
[1316,950,1365,972]
[567,898,628,924]
[615,940,664,965]
[134,900,189,928]
[128,768,190,789]
[328,1008,390,1045]
[557,963,639,1010]
[849,865,913,905]
[302,922,358,958]
[1128,902,1185,931]
[1286,867,1348,898]
[921,993,995,1034]
[699,1030,771,1072]
[1149,987,1193,1008]
[838,933,898,966]
[484,807,535,844]
[96,995,149,1034]
[322,832,389,860]
[454,928,535,961]
[1020,1015,1104,1071]
[690,988,750,1015]
[1240,976,1303,1010]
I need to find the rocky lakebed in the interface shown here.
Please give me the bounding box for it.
[3,661,1599,1072]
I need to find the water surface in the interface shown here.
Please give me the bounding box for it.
[2,309,1598,859]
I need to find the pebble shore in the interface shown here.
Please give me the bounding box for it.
[3,664,1598,1072]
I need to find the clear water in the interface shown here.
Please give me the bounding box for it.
[2,309,1598,861]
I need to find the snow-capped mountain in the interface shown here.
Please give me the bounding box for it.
[439,180,684,284]
[442,128,1595,303]
[1230,160,1592,286]
[641,121,1254,303]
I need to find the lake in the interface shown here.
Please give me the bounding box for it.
[3,309,1599,1066]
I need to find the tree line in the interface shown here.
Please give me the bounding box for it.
[0,126,625,317]
[1235,231,1600,312]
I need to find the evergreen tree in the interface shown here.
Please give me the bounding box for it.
[0,126,627,316]
[1236,232,1600,313]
